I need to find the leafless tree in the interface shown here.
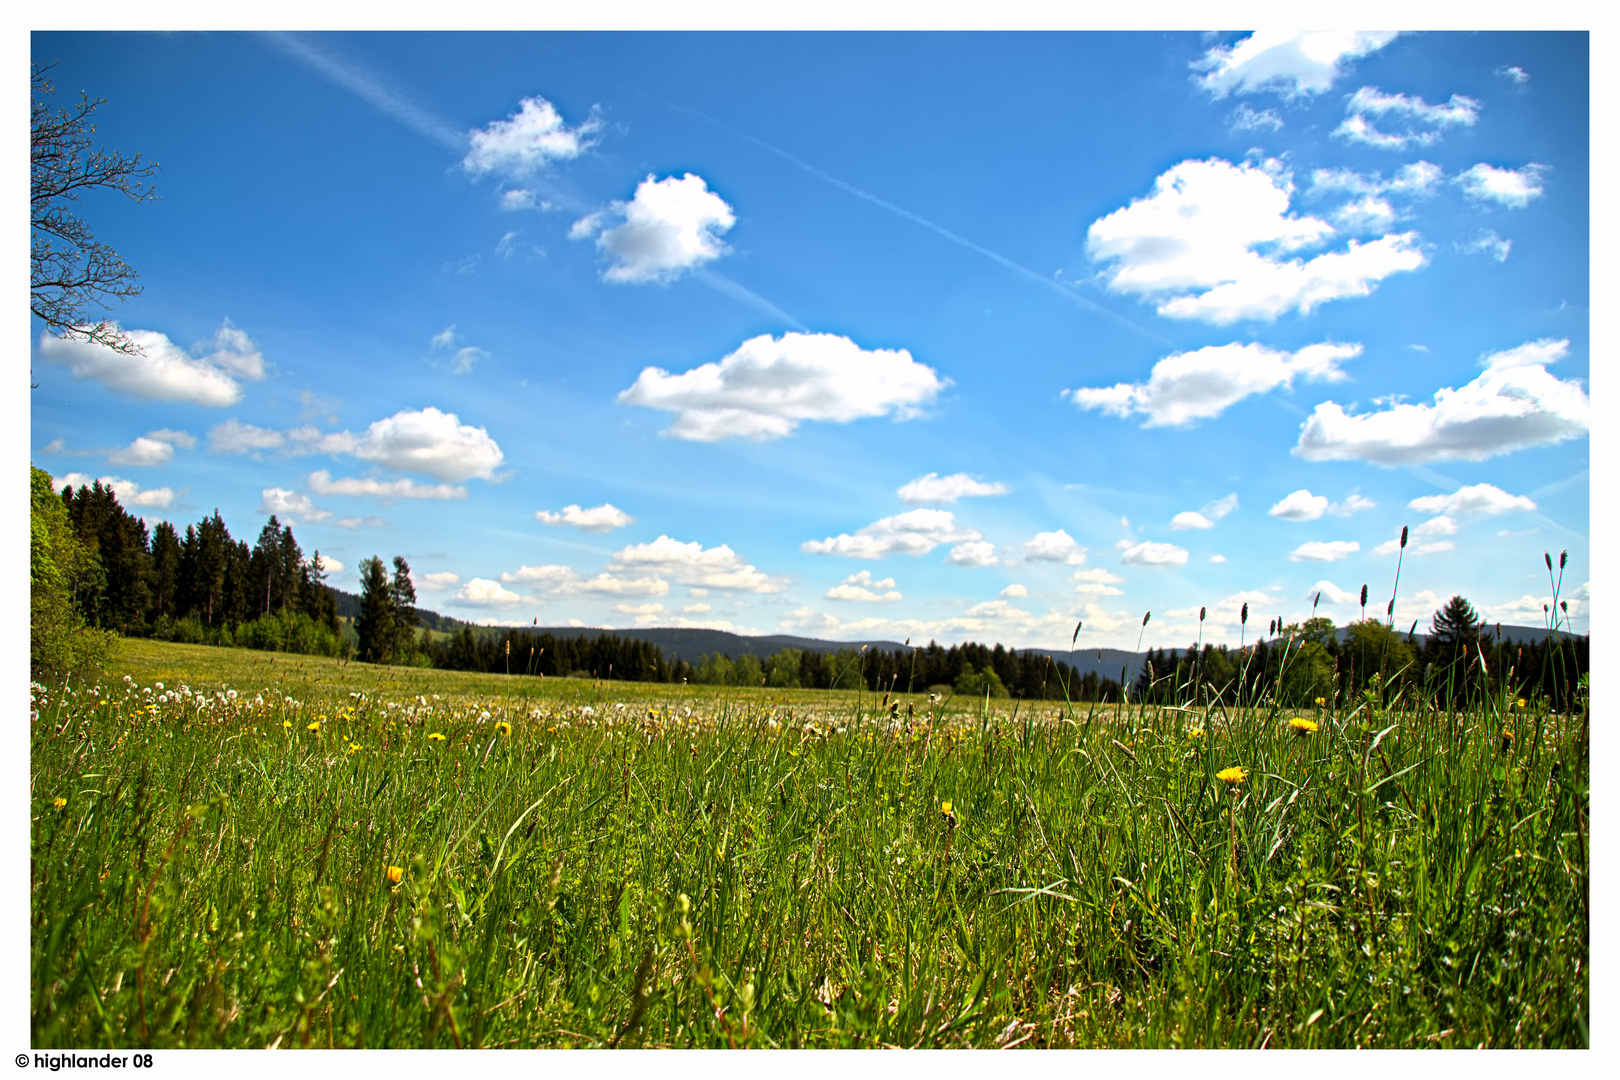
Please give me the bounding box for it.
[31,61,159,358]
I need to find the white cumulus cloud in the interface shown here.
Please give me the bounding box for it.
[805,509,979,560]
[259,487,330,523]
[1269,489,1330,521]
[1456,163,1547,208]
[945,541,999,567]
[1295,339,1588,465]
[572,173,734,284]
[1023,529,1087,564]
[454,578,529,608]
[897,472,1008,505]
[1171,493,1238,530]
[415,572,461,591]
[208,419,287,455]
[1192,31,1398,99]
[621,332,946,442]
[1306,580,1359,605]
[1087,159,1425,324]
[500,565,580,587]
[826,571,903,603]
[349,407,504,481]
[1334,86,1480,151]
[1068,341,1358,427]
[609,535,781,592]
[462,96,600,178]
[536,503,634,532]
[38,321,265,407]
[51,472,175,509]
[1118,540,1189,566]
[108,436,179,467]
[1071,567,1126,596]
[1408,483,1536,517]
[307,470,465,500]
[999,583,1028,598]
[1289,540,1360,562]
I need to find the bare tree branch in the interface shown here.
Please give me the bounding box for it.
[30,61,160,358]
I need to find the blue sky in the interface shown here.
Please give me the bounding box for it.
[30,29,1591,651]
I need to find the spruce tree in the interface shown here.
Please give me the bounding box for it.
[355,556,396,663]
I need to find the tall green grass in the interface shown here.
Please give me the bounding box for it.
[31,638,1586,1048]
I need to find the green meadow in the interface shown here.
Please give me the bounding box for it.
[31,637,1587,1048]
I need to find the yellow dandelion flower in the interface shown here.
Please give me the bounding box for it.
[1216,766,1247,785]
[307,721,320,733]
[348,742,362,754]
[1313,696,1327,707]
[53,796,67,809]
[384,865,403,884]
[1289,717,1319,735]
[283,719,292,728]
[1516,698,1527,709]
[495,720,512,737]
[427,732,446,742]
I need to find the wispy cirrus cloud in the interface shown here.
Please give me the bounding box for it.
[1333,86,1479,151]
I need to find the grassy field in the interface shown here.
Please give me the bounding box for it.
[30,636,1587,1048]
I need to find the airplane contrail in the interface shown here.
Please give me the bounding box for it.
[261,32,468,153]
[666,103,1171,346]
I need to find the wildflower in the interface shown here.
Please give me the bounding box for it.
[283,720,292,728]
[495,721,512,737]
[53,797,67,809]
[941,800,958,828]
[384,865,403,884]
[1289,718,1319,735]
[1516,698,1527,709]
[1187,727,1204,739]
[1314,696,1326,707]
[348,742,362,754]
[427,732,446,742]
[1216,766,1247,785]
[307,721,320,733]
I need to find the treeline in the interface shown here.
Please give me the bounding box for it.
[1132,600,1588,711]
[423,629,1125,702]
[43,472,344,657]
